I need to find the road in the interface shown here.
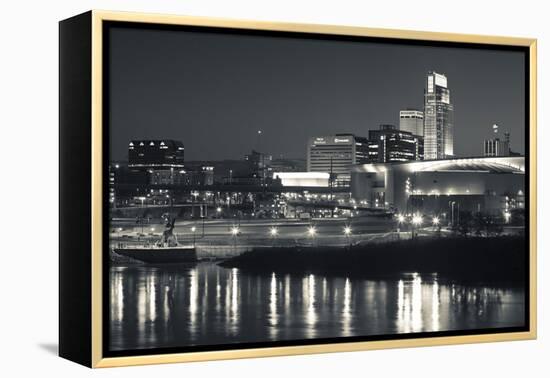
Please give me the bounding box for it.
[110,216,397,247]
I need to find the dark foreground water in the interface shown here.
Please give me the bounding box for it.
[109,263,525,352]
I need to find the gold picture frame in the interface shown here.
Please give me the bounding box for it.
[59,10,537,368]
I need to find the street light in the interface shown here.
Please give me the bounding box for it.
[191,226,197,247]
[138,196,146,207]
[307,226,316,237]
[432,216,442,237]
[343,225,352,249]
[397,214,405,224]
[270,227,278,237]
[231,226,240,236]
[411,214,422,239]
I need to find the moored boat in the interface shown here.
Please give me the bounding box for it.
[114,245,197,264]
[114,214,197,263]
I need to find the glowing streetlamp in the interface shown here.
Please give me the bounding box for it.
[307,226,316,237]
[270,227,278,237]
[397,214,406,224]
[231,226,240,236]
[411,214,422,239]
[432,216,442,236]
[138,196,146,208]
[343,225,352,249]
[191,226,197,247]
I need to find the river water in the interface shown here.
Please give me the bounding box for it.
[109,262,525,352]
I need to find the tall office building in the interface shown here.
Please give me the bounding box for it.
[423,71,454,160]
[307,134,369,185]
[399,109,424,136]
[367,124,423,163]
[128,140,185,168]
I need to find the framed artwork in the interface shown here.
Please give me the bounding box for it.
[59,10,537,368]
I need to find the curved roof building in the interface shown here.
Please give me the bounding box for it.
[351,156,525,215]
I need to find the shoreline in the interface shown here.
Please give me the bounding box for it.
[218,235,526,285]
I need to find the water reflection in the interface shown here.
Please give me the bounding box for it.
[109,263,525,352]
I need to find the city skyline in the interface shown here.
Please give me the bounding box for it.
[101,22,529,356]
[108,25,526,162]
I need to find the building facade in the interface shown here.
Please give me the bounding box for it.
[351,156,525,216]
[244,150,273,182]
[307,134,370,185]
[399,109,424,136]
[484,138,511,157]
[128,140,185,169]
[424,72,454,160]
[367,125,424,163]
[269,158,306,172]
[272,172,330,187]
[484,132,511,157]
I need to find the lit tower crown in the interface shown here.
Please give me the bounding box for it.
[423,71,454,160]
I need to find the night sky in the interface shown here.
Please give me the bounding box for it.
[108,25,526,162]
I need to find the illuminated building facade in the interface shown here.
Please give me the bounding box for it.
[307,134,370,185]
[367,125,423,163]
[272,172,330,187]
[424,72,454,160]
[399,109,424,136]
[128,140,185,169]
[351,156,525,215]
[484,132,511,157]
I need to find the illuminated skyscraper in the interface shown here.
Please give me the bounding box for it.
[307,134,369,185]
[399,109,424,136]
[423,71,453,160]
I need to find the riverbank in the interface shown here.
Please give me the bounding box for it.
[219,236,526,284]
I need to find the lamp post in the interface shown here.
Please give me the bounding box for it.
[432,216,441,237]
[450,201,456,227]
[231,225,240,250]
[343,225,352,249]
[307,225,316,246]
[270,227,278,246]
[412,214,422,239]
[139,196,146,208]
[191,226,197,248]
[397,214,405,239]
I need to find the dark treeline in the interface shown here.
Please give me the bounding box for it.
[219,236,526,284]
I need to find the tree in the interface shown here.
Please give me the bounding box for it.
[474,212,503,237]
[457,211,473,237]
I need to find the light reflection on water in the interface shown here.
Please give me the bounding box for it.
[109,263,525,352]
